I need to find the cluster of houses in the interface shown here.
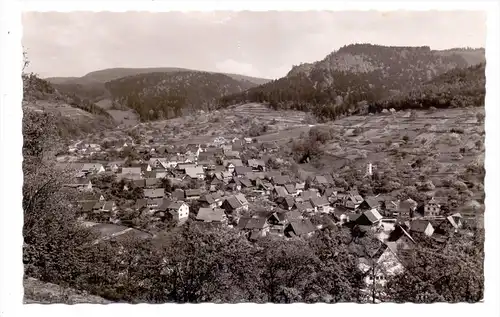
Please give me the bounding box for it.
[58,135,484,297]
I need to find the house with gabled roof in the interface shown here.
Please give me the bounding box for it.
[409,219,434,237]
[199,193,223,208]
[234,166,253,177]
[284,219,317,238]
[295,182,306,192]
[310,196,331,213]
[149,158,170,169]
[344,193,364,210]
[155,201,189,224]
[356,209,384,227]
[221,193,249,215]
[357,242,405,298]
[119,167,142,180]
[267,212,290,233]
[383,200,399,217]
[91,200,117,221]
[185,166,205,180]
[272,186,289,200]
[276,196,296,211]
[416,197,441,218]
[332,205,351,224]
[313,175,329,186]
[359,196,381,213]
[295,200,315,214]
[398,198,418,219]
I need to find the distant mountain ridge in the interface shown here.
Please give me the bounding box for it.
[45,67,272,122]
[219,44,485,120]
[46,67,272,86]
[104,71,256,121]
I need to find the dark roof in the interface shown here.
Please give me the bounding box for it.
[239,177,253,188]
[266,170,282,180]
[166,201,186,210]
[234,166,253,175]
[200,194,215,204]
[133,179,146,188]
[236,217,252,229]
[145,178,159,187]
[272,212,288,223]
[172,188,186,199]
[295,201,314,212]
[410,219,432,233]
[323,188,334,197]
[81,200,97,212]
[288,220,316,236]
[363,197,380,209]
[284,184,296,195]
[300,190,319,200]
[224,196,242,209]
[245,218,268,230]
[273,175,291,185]
[346,213,361,222]
[273,186,288,198]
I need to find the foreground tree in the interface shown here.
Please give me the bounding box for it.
[386,231,484,303]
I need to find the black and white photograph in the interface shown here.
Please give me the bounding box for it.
[1,2,499,314]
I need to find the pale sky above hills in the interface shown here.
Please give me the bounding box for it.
[22,11,486,79]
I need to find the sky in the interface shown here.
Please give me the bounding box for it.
[22,11,487,79]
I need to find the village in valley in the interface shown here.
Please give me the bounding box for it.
[16,10,489,304]
[54,102,485,295]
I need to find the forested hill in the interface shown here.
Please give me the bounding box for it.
[218,44,485,121]
[46,67,271,106]
[370,62,486,112]
[104,71,257,121]
[47,67,271,86]
[22,73,114,138]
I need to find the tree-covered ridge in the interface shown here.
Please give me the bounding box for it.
[219,44,484,121]
[105,71,257,121]
[47,67,272,86]
[371,63,486,112]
